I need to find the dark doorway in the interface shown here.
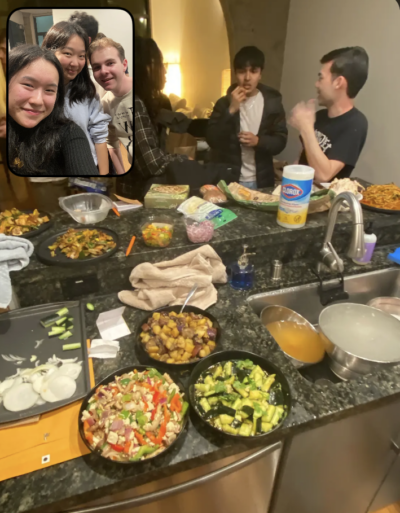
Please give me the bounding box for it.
[9,20,26,49]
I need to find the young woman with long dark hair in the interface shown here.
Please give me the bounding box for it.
[8,44,98,176]
[42,21,111,175]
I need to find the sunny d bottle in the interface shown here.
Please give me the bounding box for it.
[277,165,315,229]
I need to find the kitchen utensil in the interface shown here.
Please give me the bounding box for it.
[78,364,188,464]
[0,301,90,424]
[59,193,114,224]
[125,235,136,256]
[180,283,198,314]
[141,215,174,248]
[319,302,400,380]
[135,305,222,371]
[36,226,119,267]
[367,297,400,321]
[188,349,291,440]
[260,305,325,368]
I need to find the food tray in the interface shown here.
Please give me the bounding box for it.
[0,210,53,239]
[36,226,119,267]
[360,203,400,215]
[0,301,91,424]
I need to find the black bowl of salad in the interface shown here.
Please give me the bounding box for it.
[188,350,291,440]
[135,306,223,372]
[79,365,189,463]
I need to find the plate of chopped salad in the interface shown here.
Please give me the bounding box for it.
[79,366,189,463]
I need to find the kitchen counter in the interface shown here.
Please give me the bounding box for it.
[2,244,400,513]
[11,202,400,307]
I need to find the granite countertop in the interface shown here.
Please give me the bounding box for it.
[2,246,400,513]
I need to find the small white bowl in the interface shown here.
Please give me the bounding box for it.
[59,193,114,224]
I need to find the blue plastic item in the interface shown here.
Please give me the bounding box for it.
[388,248,400,265]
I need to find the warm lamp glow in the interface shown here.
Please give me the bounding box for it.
[163,63,182,98]
[221,68,231,96]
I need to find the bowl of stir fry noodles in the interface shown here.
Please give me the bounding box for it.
[361,183,400,214]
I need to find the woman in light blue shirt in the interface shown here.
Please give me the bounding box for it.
[42,21,111,175]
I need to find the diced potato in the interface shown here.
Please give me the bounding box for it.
[177,313,185,318]
[195,329,206,338]
[160,332,168,342]
[189,321,198,329]
[147,345,159,354]
[162,326,172,335]
[152,354,161,360]
[140,332,146,338]
[203,345,211,356]
[197,318,207,326]
[160,354,169,362]
[171,328,180,338]
[167,320,177,329]
[170,350,179,359]
[176,339,186,349]
[177,336,186,344]
[152,312,161,320]
[142,333,150,343]
[199,349,206,357]
[152,325,161,335]
[169,311,177,317]
[165,338,175,350]
[167,358,175,364]
[185,341,194,353]
[206,319,213,328]
[182,351,191,361]
[208,341,216,348]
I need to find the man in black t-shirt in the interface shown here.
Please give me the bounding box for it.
[289,47,369,183]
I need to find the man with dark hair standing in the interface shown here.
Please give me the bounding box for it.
[289,46,369,183]
[68,11,98,43]
[206,46,287,190]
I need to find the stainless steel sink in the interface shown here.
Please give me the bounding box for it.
[247,268,400,325]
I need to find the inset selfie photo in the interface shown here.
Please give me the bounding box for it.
[7,8,133,177]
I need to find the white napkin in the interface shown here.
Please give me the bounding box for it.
[0,234,34,309]
[89,339,120,359]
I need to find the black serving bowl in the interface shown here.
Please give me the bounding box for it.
[188,350,292,440]
[135,305,223,372]
[78,364,188,464]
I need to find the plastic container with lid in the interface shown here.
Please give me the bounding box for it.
[184,215,214,243]
[141,215,174,247]
[59,193,113,224]
[276,165,315,229]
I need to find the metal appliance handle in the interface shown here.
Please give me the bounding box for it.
[63,442,281,513]
[392,439,400,456]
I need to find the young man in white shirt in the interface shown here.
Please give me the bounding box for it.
[207,46,287,190]
[89,37,133,175]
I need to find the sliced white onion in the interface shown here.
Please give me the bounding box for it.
[56,363,82,381]
[35,397,46,406]
[33,375,45,394]
[0,379,14,396]
[40,375,76,403]
[3,383,39,412]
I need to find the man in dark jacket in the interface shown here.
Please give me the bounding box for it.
[206,46,287,189]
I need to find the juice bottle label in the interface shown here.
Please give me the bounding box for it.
[277,176,313,226]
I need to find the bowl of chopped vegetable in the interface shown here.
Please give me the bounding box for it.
[188,350,291,439]
[136,306,222,371]
[79,365,189,463]
[141,216,174,248]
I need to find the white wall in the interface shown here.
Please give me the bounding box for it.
[9,11,25,26]
[151,0,230,112]
[280,0,400,184]
[52,9,133,70]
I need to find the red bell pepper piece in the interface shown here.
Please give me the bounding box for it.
[124,441,131,454]
[110,444,124,452]
[170,394,182,413]
[146,432,158,443]
[134,430,147,446]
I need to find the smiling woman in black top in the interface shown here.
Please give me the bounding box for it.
[8,44,98,176]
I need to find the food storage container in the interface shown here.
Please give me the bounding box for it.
[141,216,174,247]
[184,216,214,243]
[59,193,114,224]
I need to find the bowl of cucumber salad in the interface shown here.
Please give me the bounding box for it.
[188,350,291,439]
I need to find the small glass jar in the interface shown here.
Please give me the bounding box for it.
[184,216,214,243]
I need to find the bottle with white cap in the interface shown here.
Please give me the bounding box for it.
[277,165,315,229]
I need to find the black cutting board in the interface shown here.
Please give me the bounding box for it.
[36,226,119,267]
[0,210,52,239]
[0,301,91,424]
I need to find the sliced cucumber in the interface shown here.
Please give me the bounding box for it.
[48,326,66,337]
[62,343,81,351]
[56,307,69,317]
[59,330,73,340]
[86,303,95,311]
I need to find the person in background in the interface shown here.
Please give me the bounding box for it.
[289,47,369,183]
[0,28,7,164]
[68,11,108,101]
[7,45,98,176]
[206,46,288,190]
[89,37,132,175]
[42,22,111,175]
